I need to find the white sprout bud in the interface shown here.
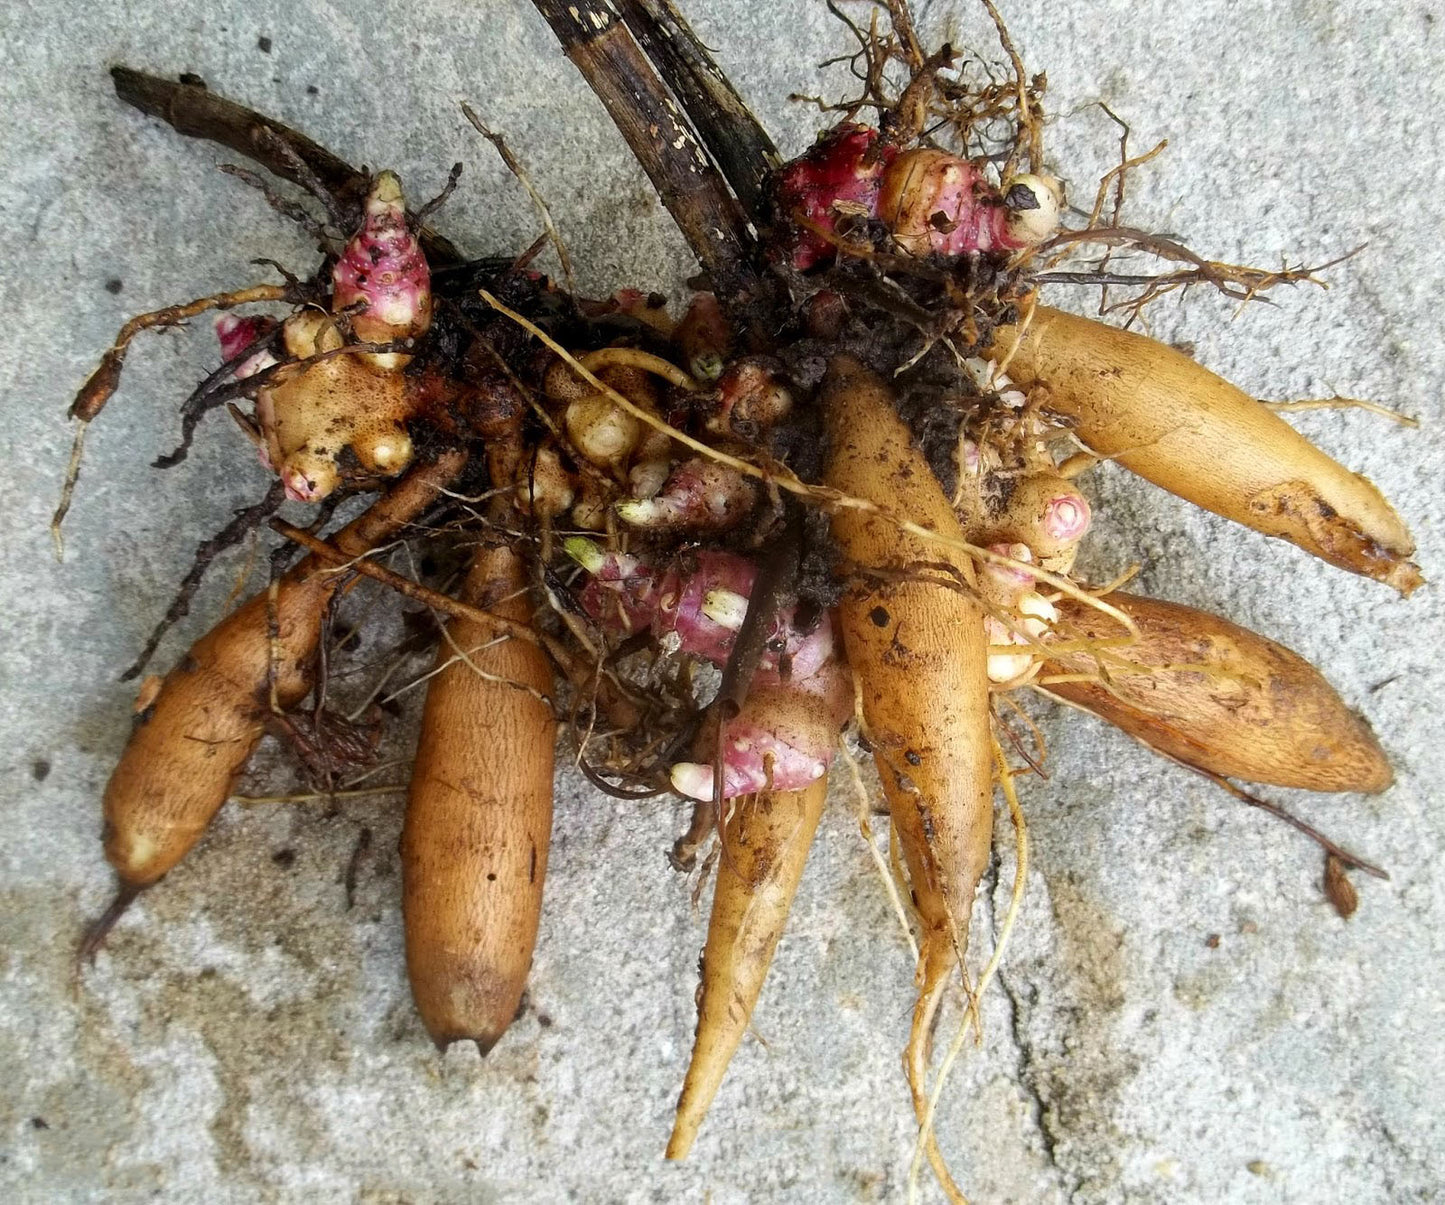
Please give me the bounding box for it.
[565,396,643,470]
[1002,173,1063,246]
[699,588,750,632]
[986,590,1058,684]
[670,762,716,802]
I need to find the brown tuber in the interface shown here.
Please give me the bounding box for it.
[666,778,828,1159]
[92,453,466,934]
[819,354,994,1102]
[401,543,557,1052]
[989,306,1421,593]
[1042,592,1392,793]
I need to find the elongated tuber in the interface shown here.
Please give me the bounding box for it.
[1043,591,1392,792]
[820,354,993,1057]
[666,777,828,1159]
[989,306,1421,592]
[95,452,465,907]
[401,542,557,1052]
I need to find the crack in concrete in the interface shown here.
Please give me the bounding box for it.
[997,967,1072,1195]
[987,850,1075,1201]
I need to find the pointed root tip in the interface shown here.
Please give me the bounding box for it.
[76,881,144,969]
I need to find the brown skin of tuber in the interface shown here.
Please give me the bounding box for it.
[989,306,1421,593]
[103,584,325,887]
[101,453,467,889]
[401,543,557,1053]
[820,354,993,1015]
[666,777,828,1160]
[260,312,419,500]
[1043,592,1392,793]
[976,471,1090,572]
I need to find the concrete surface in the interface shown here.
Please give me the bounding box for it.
[2,1,1442,1201]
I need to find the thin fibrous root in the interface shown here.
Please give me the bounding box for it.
[1262,396,1419,427]
[121,481,287,682]
[1033,683,1389,880]
[75,882,143,968]
[268,521,546,651]
[906,731,1032,1205]
[52,283,292,560]
[69,284,292,426]
[232,784,409,807]
[461,104,576,298]
[1191,764,1388,881]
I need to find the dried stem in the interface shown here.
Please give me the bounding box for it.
[615,0,780,216]
[121,481,288,682]
[109,67,463,265]
[529,0,760,305]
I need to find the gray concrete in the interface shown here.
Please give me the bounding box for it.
[2,1,1441,1201]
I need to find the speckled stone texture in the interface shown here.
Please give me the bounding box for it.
[2,1,1442,1201]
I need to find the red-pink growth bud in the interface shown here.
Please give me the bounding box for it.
[331,171,432,352]
[565,540,838,681]
[878,150,1061,257]
[980,542,1037,602]
[675,292,730,381]
[564,539,660,635]
[215,313,278,379]
[705,358,793,438]
[615,458,757,533]
[995,473,1091,566]
[770,124,896,270]
[606,288,673,336]
[654,551,758,665]
[1042,487,1091,544]
[565,539,849,802]
[670,676,850,801]
[280,464,326,504]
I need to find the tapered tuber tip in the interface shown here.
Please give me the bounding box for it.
[664,1117,698,1161]
[76,881,144,968]
[1385,560,1425,597]
[428,1030,503,1058]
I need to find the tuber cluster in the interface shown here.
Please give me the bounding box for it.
[61,1,1420,1197]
